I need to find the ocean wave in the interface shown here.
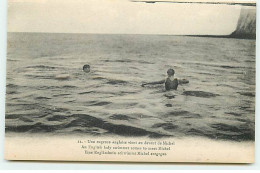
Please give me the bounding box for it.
[237,92,255,97]
[5,113,171,138]
[90,101,111,106]
[182,91,220,98]
[103,59,154,64]
[152,123,178,131]
[25,65,58,70]
[109,114,136,120]
[165,111,202,119]
[182,61,251,69]
[106,79,128,85]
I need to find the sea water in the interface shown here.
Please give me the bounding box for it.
[5,33,255,141]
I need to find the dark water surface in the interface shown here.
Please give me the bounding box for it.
[5,33,255,141]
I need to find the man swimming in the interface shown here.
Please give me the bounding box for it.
[83,64,90,73]
[141,68,188,91]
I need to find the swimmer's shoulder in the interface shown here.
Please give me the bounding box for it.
[173,78,178,86]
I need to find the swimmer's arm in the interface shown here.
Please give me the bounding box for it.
[141,80,165,87]
[178,79,189,85]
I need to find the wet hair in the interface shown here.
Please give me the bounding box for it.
[83,64,90,73]
[167,68,175,76]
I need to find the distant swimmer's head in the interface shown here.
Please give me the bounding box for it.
[167,68,175,77]
[83,64,90,73]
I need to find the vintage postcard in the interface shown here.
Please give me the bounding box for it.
[5,0,256,163]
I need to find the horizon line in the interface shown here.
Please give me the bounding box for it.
[7,31,232,36]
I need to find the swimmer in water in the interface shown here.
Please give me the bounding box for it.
[141,68,189,91]
[83,64,90,73]
[165,69,178,90]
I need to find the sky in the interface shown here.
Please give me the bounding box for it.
[7,0,247,35]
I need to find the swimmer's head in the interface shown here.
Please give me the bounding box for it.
[83,64,90,73]
[167,68,175,77]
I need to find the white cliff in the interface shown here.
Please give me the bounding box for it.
[230,8,256,39]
